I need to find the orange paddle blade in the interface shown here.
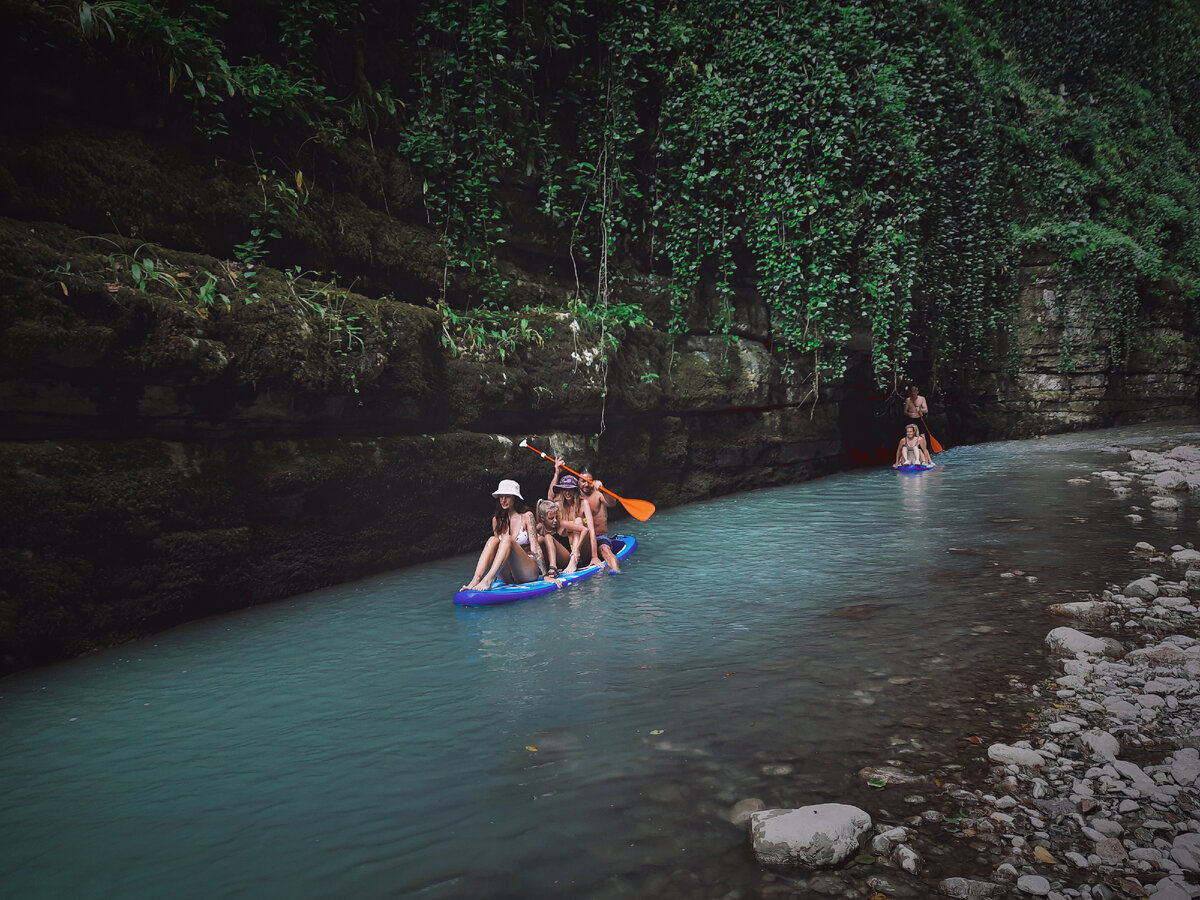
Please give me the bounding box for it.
[615,496,656,521]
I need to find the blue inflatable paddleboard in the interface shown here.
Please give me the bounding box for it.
[894,463,936,472]
[453,535,637,606]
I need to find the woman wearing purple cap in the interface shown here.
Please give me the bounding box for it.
[462,479,552,591]
[548,459,598,573]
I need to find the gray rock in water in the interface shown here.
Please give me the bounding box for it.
[894,842,923,874]
[1171,832,1200,871]
[729,797,765,827]
[1154,877,1196,900]
[1153,470,1189,491]
[1126,643,1190,666]
[1016,873,1051,896]
[1078,729,1120,760]
[1171,749,1200,787]
[987,743,1047,768]
[748,803,871,868]
[1124,577,1160,600]
[938,877,1011,899]
[1048,600,1113,620]
[1094,836,1128,862]
[1033,798,1076,821]
[1045,626,1123,658]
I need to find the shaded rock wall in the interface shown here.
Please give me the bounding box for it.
[0,215,842,674]
[947,256,1200,442]
[0,133,1197,675]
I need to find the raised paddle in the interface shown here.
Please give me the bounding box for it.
[519,440,656,521]
[919,415,944,454]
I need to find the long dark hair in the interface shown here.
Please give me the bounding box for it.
[492,496,529,537]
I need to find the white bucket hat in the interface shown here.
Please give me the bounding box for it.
[491,478,524,499]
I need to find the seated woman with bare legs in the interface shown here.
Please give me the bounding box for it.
[536,496,592,575]
[894,424,932,467]
[462,479,552,591]
[548,470,597,573]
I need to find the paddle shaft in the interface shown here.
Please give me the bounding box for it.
[521,441,655,521]
[919,415,944,454]
[523,442,614,499]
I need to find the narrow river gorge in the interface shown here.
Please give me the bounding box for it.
[3,423,1197,898]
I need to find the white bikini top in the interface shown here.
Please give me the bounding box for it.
[515,528,530,547]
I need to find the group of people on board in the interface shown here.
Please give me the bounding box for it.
[462,459,622,592]
[894,384,934,467]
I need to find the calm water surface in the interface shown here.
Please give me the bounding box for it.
[3,424,1198,899]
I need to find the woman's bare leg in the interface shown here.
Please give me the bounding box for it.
[503,546,541,585]
[563,530,584,573]
[540,536,563,573]
[477,535,514,591]
[464,536,500,590]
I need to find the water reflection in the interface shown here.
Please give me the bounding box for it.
[897,463,935,526]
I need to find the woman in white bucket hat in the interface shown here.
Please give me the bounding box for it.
[462,479,553,591]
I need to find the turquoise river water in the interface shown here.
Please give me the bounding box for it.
[2,423,1198,899]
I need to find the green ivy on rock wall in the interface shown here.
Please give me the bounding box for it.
[14,0,1200,390]
[396,0,1024,385]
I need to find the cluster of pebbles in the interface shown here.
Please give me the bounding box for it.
[739,444,1200,899]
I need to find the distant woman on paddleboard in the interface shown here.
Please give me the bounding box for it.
[462,479,551,592]
[894,424,932,468]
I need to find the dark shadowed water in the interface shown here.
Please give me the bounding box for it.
[2,424,1198,899]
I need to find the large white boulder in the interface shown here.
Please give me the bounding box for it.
[1078,729,1120,760]
[748,803,871,868]
[1171,833,1200,872]
[1152,470,1189,491]
[1045,627,1122,658]
[1123,578,1160,600]
[1166,445,1200,465]
[987,743,1046,768]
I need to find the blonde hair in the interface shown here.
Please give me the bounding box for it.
[535,499,559,534]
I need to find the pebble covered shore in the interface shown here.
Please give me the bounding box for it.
[739,444,1200,899]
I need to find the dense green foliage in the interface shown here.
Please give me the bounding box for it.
[18,0,1200,386]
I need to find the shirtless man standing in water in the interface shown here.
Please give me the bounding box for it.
[902,385,929,438]
[578,465,621,573]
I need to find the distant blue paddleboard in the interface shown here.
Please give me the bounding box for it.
[894,463,936,473]
[453,535,637,606]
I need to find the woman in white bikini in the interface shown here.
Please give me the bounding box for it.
[894,424,932,467]
[462,479,551,591]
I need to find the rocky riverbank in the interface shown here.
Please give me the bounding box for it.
[735,443,1200,899]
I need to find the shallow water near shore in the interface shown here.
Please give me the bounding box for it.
[2,423,1198,899]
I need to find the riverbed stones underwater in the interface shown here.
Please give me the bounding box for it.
[731,443,1200,899]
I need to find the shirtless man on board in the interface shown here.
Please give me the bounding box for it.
[577,465,621,573]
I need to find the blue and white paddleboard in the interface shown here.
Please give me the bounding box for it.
[453,535,637,606]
